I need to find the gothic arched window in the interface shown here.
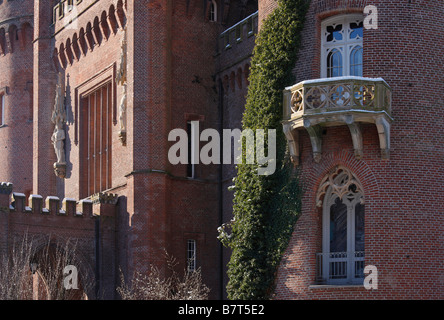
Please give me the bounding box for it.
[316,166,365,284]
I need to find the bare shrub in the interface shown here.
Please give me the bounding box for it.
[0,233,91,300]
[0,234,34,300]
[117,252,210,300]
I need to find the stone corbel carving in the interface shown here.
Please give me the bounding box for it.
[344,115,364,160]
[304,120,323,163]
[375,115,391,159]
[116,27,127,146]
[282,123,300,165]
[51,73,67,179]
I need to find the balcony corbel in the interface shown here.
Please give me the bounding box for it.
[345,116,363,160]
[282,122,300,165]
[375,115,391,159]
[304,121,323,163]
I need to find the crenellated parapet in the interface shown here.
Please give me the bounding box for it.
[0,182,119,299]
[0,182,118,219]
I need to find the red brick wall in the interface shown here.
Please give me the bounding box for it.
[0,1,34,195]
[258,0,278,30]
[123,0,224,298]
[54,1,129,200]
[33,0,59,197]
[1,0,230,300]
[270,0,444,299]
[0,182,119,299]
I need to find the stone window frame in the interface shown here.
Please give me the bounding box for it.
[316,166,366,285]
[321,14,364,78]
[184,233,205,273]
[184,113,205,179]
[186,239,197,272]
[209,0,218,22]
[0,86,8,127]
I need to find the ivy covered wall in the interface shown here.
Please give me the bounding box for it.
[218,0,310,300]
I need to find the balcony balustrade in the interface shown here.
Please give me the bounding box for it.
[282,76,393,164]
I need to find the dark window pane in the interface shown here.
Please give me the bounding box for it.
[327,49,343,78]
[326,24,343,42]
[187,122,193,177]
[350,21,363,39]
[330,197,347,252]
[355,202,365,252]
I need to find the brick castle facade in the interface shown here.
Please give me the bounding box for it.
[0,0,442,300]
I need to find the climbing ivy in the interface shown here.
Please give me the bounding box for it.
[218,0,310,300]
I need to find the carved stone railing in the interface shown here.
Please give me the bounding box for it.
[282,76,393,164]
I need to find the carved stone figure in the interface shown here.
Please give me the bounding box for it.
[116,28,127,86]
[51,73,67,178]
[116,28,127,146]
[51,122,66,164]
[118,83,127,145]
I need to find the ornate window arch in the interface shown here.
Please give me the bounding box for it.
[315,166,365,284]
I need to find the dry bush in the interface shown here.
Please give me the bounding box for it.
[117,253,210,300]
[0,234,34,300]
[0,234,91,300]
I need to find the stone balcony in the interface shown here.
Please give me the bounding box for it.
[282,76,393,164]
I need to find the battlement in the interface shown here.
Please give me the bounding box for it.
[0,182,118,218]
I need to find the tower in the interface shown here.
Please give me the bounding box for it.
[0,0,35,195]
[263,0,444,299]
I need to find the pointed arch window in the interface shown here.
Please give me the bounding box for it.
[316,166,365,284]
